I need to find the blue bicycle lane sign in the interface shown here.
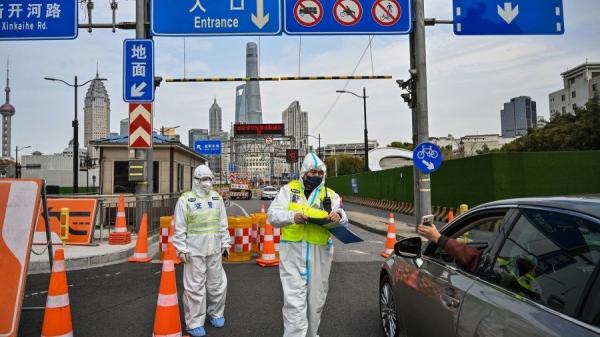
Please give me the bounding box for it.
[413,142,443,174]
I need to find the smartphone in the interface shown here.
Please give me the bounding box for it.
[416,214,434,232]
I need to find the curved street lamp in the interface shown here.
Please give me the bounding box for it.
[45,76,107,193]
[336,88,369,172]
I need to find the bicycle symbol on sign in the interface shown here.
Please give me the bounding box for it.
[416,145,439,160]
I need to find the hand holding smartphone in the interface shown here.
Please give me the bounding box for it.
[416,214,434,232]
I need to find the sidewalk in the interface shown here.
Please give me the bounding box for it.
[346,210,420,240]
[28,233,160,274]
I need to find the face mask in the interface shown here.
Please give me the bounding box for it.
[303,176,323,190]
[199,180,212,192]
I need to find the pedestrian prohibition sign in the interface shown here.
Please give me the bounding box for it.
[334,0,363,26]
[294,0,324,27]
[372,0,402,26]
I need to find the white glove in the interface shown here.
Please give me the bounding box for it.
[177,251,191,263]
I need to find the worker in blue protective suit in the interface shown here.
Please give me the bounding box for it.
[267,152,349,337]
[173,165,231,337]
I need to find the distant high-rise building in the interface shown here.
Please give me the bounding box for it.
[282,101,309,159]
[501,96,537,138]
[120,118,128,136]
[235,42,263,124]
[209,99,223,136]
[549,62,600,116]
[84,71,110,159]
[189,128,209,148]
[1,58,15,158]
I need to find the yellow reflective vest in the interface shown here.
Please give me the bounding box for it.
[282,180,336,246]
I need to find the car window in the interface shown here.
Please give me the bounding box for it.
[489,208,600,320]
[264,187,276,191]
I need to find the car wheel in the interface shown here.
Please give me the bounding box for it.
[380,275,400,337]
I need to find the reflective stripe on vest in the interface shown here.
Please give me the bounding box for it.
[182,191,222,235]
[282,180,334,246]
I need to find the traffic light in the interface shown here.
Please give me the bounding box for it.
[286,149,299,163]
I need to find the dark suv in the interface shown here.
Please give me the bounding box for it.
[380,197,600,337]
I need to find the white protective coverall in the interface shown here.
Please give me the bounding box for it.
[267,153,349,337]
[173,165,231,330]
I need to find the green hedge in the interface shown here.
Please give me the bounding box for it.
[327,151,600,208]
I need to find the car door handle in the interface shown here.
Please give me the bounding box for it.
[441,294,460,308]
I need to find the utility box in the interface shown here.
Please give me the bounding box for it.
[128,160,146,182]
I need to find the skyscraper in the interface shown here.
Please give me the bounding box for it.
[282,101,309,159]
[209,98,223,136]
[500,96,537,138]
[1,59,15,158]
[84,71,111,159]
[120,118,129,136]
[235,42,263,124]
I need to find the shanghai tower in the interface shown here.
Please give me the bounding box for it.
[235,42,263,124]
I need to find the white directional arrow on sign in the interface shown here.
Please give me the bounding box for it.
[251,0,270,29]
[422,160,435,171]
[130,82,147,98]
[497,2,519,24]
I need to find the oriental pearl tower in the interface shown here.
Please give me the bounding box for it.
[0,59,15,158]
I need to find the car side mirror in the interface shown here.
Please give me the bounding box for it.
[394,237,422,259]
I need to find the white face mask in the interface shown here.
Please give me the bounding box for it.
[199,180,212,192]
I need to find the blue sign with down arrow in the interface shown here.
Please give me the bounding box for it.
[123,39,155,102]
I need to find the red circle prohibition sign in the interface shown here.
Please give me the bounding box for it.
[333,0,363,26]
[294,0,324,27]
[372,0,402,26]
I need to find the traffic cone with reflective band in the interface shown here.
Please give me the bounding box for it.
[153,249,185,337]
[168,218,181,265]
[109,194,132,244]
[256,223,279,267]
[41,249,73,337]
[129,213,152,263]
[380,213,396,258]
[448,209,454,222]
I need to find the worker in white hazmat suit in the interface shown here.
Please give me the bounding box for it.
[268,152,349,337]
[173,165,231,337]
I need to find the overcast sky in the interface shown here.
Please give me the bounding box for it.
[1,0,599,156]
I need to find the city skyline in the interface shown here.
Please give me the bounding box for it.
[1,0,598,156]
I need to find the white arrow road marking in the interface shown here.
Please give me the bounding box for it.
[251,0,269,29]
[497,2,518,24]
[129,104,151,122]
[422,160,435,170]
[130,127,151,144]
[130,82,147,97]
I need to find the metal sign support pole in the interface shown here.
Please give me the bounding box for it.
[410,0,431,225]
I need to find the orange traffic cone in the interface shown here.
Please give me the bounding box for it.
[256,223,279,267]
[167,218,181,265]
[447,209,454,222]
[129,213,152,263]
[153,249,184,337]
[109,194,132,245]
[380,213,396,258]
[41,249,74,337]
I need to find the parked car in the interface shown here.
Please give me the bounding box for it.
[379,197,600,337]
[261,186,278,200]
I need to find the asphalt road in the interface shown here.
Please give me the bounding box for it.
[19,199,387,337]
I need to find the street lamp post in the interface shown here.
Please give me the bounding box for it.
[15,145,31,178]
[336,88,369,172]
[45,76,107,193]
[307,134,322,158]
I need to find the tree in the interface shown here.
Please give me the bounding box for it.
[502,99,600,152]
[324,155,364,176]
[387,141,414,151]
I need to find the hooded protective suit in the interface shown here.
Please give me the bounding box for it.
[173,165,230,333]
[268,153,349,337]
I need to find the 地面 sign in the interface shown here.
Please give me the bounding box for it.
[123,39,155,102]
[151,0,282,36]
[0,0,78,40]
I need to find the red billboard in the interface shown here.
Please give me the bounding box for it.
[234,123,285,137]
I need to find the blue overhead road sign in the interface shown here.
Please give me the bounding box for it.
[151,0,281,36]
[284,0,412,35]
[413,142,443,174]
[195,140,222,155]
[453,0,564,35]
[229,163,237,172]
[0,0,77,40]
[123,39,155,103]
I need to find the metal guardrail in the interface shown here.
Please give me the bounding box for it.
[49,193,180,243]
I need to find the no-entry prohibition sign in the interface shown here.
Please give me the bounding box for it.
[294,0,324,27]
[372,0,402,26]
[333,0,363,26]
